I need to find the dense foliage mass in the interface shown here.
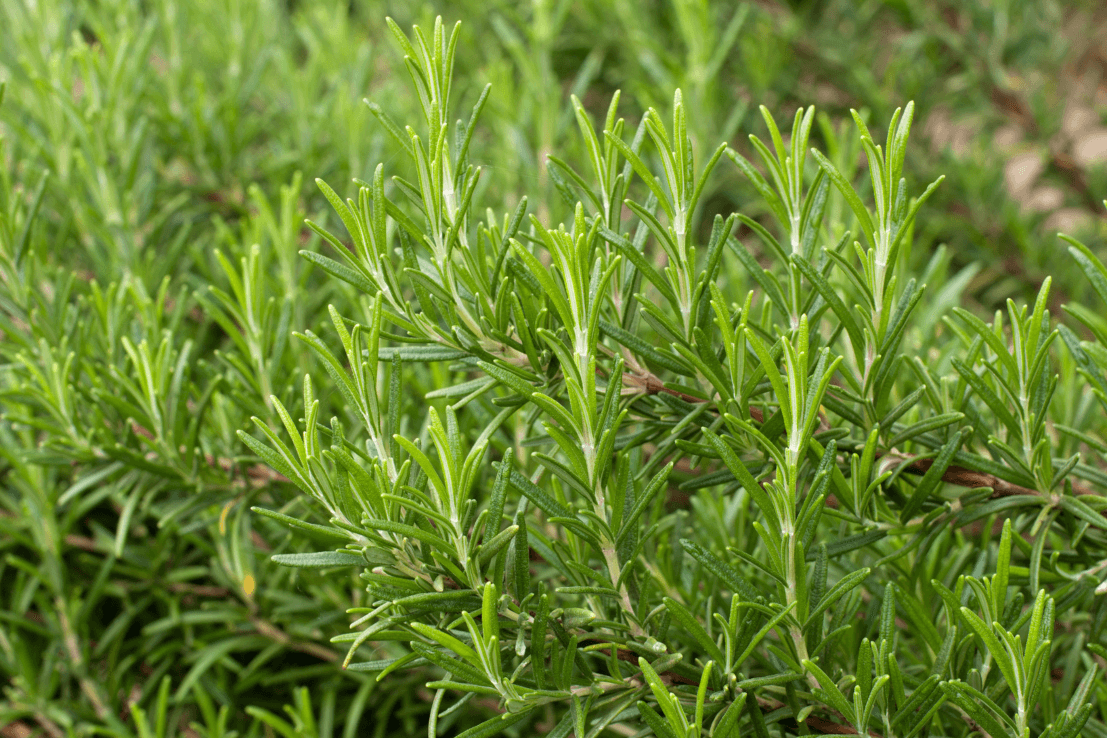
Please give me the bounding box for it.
[2,2,1107,737]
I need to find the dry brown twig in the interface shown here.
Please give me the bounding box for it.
[0,723,33,738]
[629,372,1102,504]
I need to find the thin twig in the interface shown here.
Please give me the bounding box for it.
[30,718,62,738]
[886,452,1100,501]
[756,696,883,737]
[249,617,340,663]
[129,421,290,484]
[0,722,33,738]
[627,369,765,421]
[55,598,110,720]
[580,641,882,737]
[624,378,1103,501]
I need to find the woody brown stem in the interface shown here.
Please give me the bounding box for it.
[754,696,883,737]
[249,617,340,663]
[887,453,1100,502]
[620,383,1103,502]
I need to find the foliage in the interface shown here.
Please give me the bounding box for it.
[1,1,1107,737]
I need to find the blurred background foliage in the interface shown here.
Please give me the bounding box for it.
[0,0,1105,735]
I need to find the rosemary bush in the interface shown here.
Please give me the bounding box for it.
[2,2,1107,737]
[241,17,1107,738]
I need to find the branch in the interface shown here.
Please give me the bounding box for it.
[756,696,883,737]
[249,617,339,663]
[1,723,34,738]
[129,421,290,485]
[581,642,882,737]
[625,369,765,421]
[619,381,1104,502]
[204,452,289,484]
[887,453,1100,502]
[55,598,110,720]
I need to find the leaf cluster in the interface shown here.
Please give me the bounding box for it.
[239,16,1107,738]
[2,2,1107,737]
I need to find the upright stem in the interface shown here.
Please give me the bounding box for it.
[789,267,803,330]
[598,525,644,638]
[784,525,817,689]
[781,457,817,688]
[583,362,644,638]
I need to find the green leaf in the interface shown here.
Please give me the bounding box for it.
[1065,235,1107,308]
[792,254,864,354]
[810,148,875,246]
[887,412,964,449]
[679,539,759,601]
[1058,496,1107,531]
[940,680,1014,738]
[728,148,788,227]
[803,658,855,722]
[805,568,870,628]
[454,708,536,738]
[952,308,1019,380]
[363,518,452,550]
[616,464,673,545]
[271,551,366,567]
[958,608,1017,692]
[600,227,679,308]
[479,360,538,398]
[299,250,377,294]
[605,133,675,220]
[636,701,679,738]
[663,597,725,666]
[600,320,693,377]
[735,602,796,666]
[638,657,686,733]
[503,467,574,519]
[251,507,351,541]
[702,428,781,533]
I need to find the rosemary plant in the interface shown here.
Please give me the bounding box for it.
[242,17,1107,738]
[2,2,1107,737]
